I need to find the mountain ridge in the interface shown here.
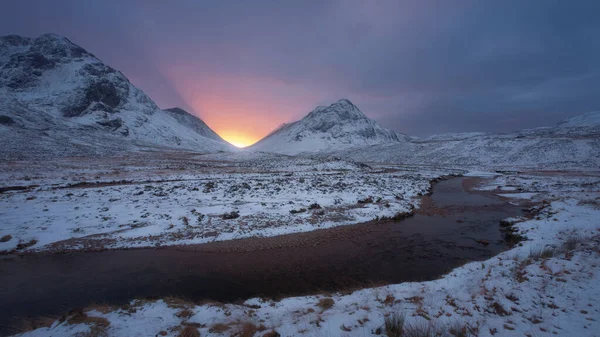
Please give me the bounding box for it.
[329,109,600,168]
[0,33,233,159]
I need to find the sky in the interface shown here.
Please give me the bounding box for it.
[1,0,599,146]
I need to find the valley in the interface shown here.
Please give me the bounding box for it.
[1,32,599,337]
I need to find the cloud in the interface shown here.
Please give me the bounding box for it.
[1,0,599,138]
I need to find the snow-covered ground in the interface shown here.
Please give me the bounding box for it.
[13,170,600,336]
[0,154,453,253]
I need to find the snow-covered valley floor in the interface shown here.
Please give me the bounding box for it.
[6,159,600,337]
[0,153,453,253]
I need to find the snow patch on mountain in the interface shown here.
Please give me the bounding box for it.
[163,107,227,143]
[557,110,600,128]
[0,34,233,160]
[250,99,405,154]
[331,110,600,169]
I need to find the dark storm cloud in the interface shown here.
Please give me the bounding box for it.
[1,0,599,136]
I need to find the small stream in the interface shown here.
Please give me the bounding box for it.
[0,177,521,334]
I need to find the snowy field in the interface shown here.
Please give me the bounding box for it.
[11,168,600,336]
[0,153,453,253]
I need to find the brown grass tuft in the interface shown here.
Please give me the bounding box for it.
[176,309,194,320]
[65,309,110,328]
[164,296,195,309]
[238,322,258,337]
[316,297,335,311]
[383,294,396,306]
[384,312,405,337]
[85,303,114,315]
[14,316,56,333]
[209,322,230,333]
[16,239,37,250]
[490,302,509,316]
[177,325,200,337]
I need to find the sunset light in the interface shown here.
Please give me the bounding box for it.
[164,70,319,149]
[218,130,254,148]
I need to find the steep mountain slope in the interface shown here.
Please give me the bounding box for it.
[250,99,405,154]
[332,110,600,169]
[0,34,232,159]
[163,107,226,142]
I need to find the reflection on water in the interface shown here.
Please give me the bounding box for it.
[0,178,521,334]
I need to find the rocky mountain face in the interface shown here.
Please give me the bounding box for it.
[163,107,226,142]
[0,34,232,159]
[250,99,405,154]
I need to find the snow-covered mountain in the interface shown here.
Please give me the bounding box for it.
[556,110,600,129]
[163,107,226,142]
[331,110,600,169]
[0,34,233,160]
[249,99,405,154]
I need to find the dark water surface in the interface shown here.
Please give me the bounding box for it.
[0,178,520,334]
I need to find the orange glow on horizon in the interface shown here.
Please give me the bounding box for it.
[218,130,255,148]
[162,70,317,149]
[192,96,286,148]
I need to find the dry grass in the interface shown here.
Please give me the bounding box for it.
[308,203,322,210]
[490,302,509,316]
[180,216,190,226]
[85,303,115,314]
[402,322,438,337]
[289,208,307,214]
[448,322,474,337]
[65,309,110,328]
[164,296,195,309]
[316,297,335,311]
[209,322,230,333]
[563,235,582,252]
[15,239,38,250]
[237,322,258,337]
[513,260,530,283]
[384,312,406,337]
[380,311,473,337]
[177,325,199,337]
[577,197,600,209]
[176,309,194,320]
[378,211,414,222]
[14,316,56,333]
[528,246,556,261]
[383,294,396,306]
[222,210,240,220]
[57,308,111,337]
[502,229,526,247]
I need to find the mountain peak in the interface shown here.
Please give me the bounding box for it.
[250,99,402,154]
[0,33,232,158]
[36,33,69,42]
[335,98,355,106]
[308,98,366,120]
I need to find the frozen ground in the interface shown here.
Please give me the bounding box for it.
[13,170,600,336]
[0,152,454,253]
